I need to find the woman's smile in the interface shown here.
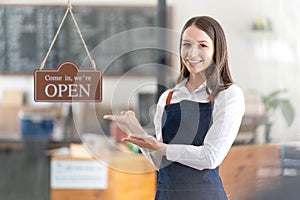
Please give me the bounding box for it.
[186,59,203,67]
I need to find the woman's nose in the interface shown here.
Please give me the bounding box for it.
[188,45,199,57]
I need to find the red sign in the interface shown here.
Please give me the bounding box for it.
[34,61,102,102]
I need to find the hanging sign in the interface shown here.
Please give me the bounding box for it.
[34,60,102,102]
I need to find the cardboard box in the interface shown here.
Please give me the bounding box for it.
[2,90,24,106]
[0,106,21,137]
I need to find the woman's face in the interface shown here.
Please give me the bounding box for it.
[181,25,214,74]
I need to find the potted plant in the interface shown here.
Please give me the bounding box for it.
[262,89,295,142]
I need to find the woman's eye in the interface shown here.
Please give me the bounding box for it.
[182,43,191,47]
[199,44,207,48]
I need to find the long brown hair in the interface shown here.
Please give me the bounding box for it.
[178,16,234,101]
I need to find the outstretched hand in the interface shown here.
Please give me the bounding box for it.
[104,110,135,125]
[104,110,145,135]
[122,134,167,155]
[104,110,167,155]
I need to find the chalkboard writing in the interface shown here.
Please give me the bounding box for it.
[0,6,157,74]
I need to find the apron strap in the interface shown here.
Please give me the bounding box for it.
[165,90,174,105]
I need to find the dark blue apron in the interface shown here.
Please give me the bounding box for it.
[155,91,228,200]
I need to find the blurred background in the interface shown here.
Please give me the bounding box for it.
[0,0,300,200]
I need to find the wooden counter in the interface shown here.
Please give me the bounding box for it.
[51,151,156,200]
[220,144,280,200]
[51,144,280,200]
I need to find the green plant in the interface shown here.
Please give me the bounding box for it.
[262,89,294,126]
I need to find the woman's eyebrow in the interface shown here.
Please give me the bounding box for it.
[197,40,209,44]
[182,39,210,44]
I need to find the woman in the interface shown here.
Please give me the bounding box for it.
[104,16,245,200]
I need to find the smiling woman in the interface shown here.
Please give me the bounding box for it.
[181,26,214,75]
[104,16,245,200]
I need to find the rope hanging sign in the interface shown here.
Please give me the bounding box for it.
[34,0,102,102]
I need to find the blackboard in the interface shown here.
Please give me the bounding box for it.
[0,5,158,75]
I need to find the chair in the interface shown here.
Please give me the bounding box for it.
[280,144,300,176]
[235,115,267,145]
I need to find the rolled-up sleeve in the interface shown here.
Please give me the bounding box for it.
[166,85,245,170]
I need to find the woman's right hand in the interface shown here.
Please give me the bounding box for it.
[104,110,145,135]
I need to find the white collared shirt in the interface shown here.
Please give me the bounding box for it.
[142,79,245,171]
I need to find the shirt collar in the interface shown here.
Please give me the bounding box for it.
[174,78,207,93]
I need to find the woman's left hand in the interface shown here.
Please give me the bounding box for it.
[122,134,167,155]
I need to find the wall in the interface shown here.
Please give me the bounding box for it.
[0,0,299,141]
[170,0,300,141]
